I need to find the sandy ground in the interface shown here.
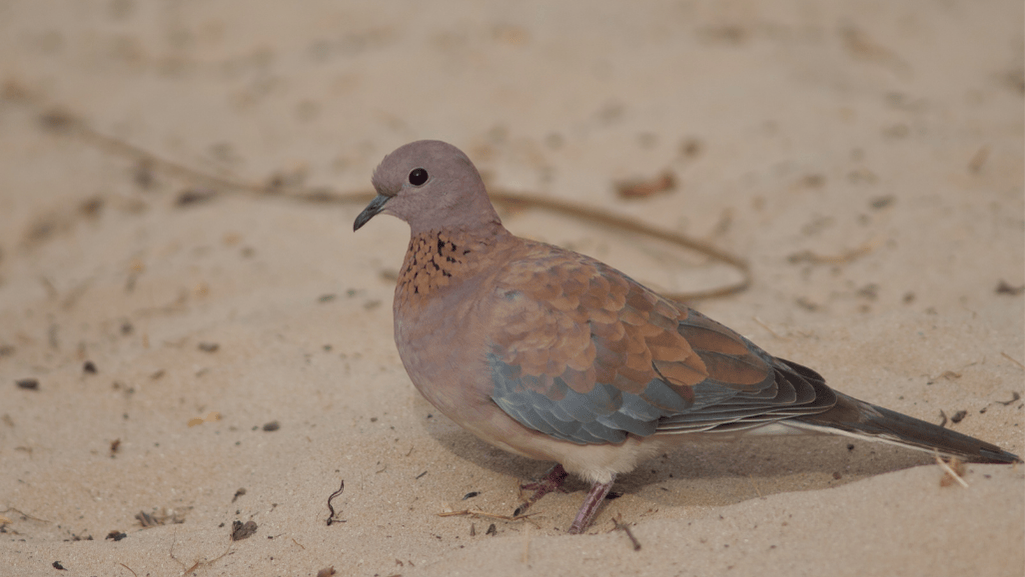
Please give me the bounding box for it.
[1,1,1023,576]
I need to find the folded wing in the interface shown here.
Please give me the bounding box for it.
[487,249,835,445]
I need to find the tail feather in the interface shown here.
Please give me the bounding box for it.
[794,392,1021,464]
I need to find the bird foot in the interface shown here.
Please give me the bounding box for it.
[567,478,615,535]
[513,464,569,516]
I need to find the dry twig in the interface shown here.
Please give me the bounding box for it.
[787,237,882,266]
[1000,352,1024,371]
[611,516,642,551]
[21,101,751,303]
[326,480,345,525]
[935,454,969,488]
[438,508,538,523]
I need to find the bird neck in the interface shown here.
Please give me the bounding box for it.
[405,186,503,236]
[395,226,509,306]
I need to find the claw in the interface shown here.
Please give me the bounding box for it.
[513,463,568,516]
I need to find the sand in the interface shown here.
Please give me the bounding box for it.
[1,1,1022,576]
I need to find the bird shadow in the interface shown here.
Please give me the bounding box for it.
[416,399,941,511]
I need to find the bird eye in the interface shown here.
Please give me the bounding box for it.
[408,168,429,186]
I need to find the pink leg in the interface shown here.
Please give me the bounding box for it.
[568,476,616,534]
[514,464,569,516]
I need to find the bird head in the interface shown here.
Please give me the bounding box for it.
[353,140,501,234]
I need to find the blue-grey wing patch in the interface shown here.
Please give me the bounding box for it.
[488,352,691,445]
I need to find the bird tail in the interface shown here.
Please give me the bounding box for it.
[792,391,1021,464]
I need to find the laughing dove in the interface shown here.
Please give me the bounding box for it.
[353,140,1021,534]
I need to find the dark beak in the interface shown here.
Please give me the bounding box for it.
[353,194,390,231]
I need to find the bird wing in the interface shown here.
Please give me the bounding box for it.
[486,245,832,445]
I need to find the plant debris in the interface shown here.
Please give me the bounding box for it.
[326,480,345,525]
[615,171,676,199]
[37,108,78,132]
[996,391,1021,406]
[438,508,538,524]
[936,455,968,488]
[15,378,39,391]
[612,516,642,551]
[135,508,186,527]
[176,188,218,207]
[188,412,222,427]
[230,520,258,541]
[12,102,754,302]
[968,145,991,174]
[995,280,1025,296]
[787,237,880,265]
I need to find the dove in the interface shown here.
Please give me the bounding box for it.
[353,140,1021,534]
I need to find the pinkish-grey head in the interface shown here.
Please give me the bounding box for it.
[353,140,501,234]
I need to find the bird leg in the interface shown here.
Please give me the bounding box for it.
[567,476,616,535]
[514,463,569,516]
